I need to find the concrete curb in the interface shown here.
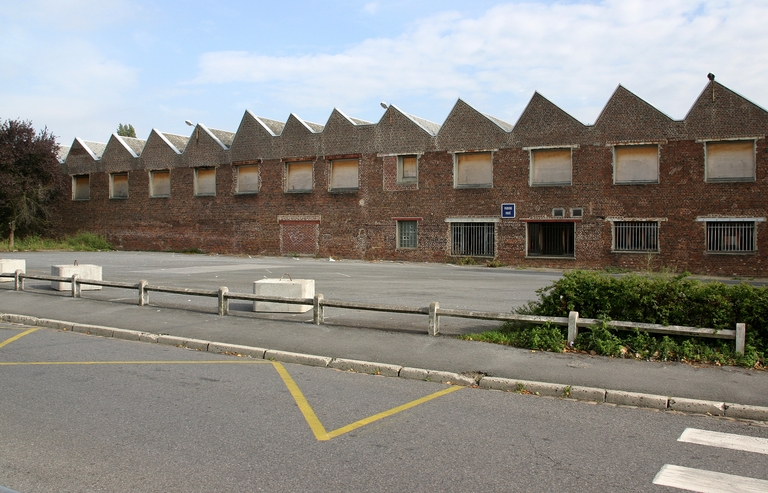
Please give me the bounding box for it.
[2,312,767,423]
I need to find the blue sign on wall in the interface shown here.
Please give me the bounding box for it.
[501,203,516,218]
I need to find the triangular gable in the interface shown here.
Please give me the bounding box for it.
[374,105,438,153]
[63,138,106,173]
[322,108,375,155]
[181,124,232,167]
[279,114,323,157]
[437,99,511,150]
[511,92,586,146]
[141,129,185,169]
[592,85,674,142]
[230,110,282,161]
[57,145,71,164]
[683,80,768,139]
[208,128,235,148]
[100,134,145,172]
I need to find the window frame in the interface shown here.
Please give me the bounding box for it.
[397,155,418,184]
[447,219,497,257]
[613,144,660,185]
[235,164,260,195]
[285,161,314,193]
[194,167,217,197]
[72,174,90,201]
[149,169,171,198]
[453,151,493,189]
[109,172,129,199]
[704,139,757,183]
[611,220,660,253]
[396,220,418,249]
[528,147,573,187]
[697,218,763,254]
[329,158,359,192]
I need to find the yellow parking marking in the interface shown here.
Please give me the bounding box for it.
[0,360,269,366]
[272,361,463,441]
[0,328,38,349]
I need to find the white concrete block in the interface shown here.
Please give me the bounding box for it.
[253,278,314,313]
[51,264,102,291]
[0,259,25,282]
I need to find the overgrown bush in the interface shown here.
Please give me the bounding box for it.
[0,231,112,252]
[461,270,767,368]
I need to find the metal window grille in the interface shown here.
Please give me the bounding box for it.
[527,222,574,257]
[397,221,418,249]
[614,221,658,251]
[451,222,495,257]
[707,222,755,252]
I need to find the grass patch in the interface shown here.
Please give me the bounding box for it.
[0,232,113,252]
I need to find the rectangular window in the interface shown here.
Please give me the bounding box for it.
[455,152,492,188]
[614,145,659,184]
[398,155,418,184]
[397,220,418,249]
[706,140,755,182]
[195,168,216,196]
[613,221,659,252]
[110,172,128,199]
[530,148,572,186]
[330,159,359,191]
[236,165,259,194]
[451,222,495,257]
[72,175,90,200]
[527,222,575,257]
[706,221,755,252]
[149,170,170,197]
[286,161,313,192]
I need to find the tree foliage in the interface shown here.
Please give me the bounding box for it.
[0,119,64,240]
[116,123,136,138]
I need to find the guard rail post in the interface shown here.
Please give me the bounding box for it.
[14,269,22,291]
[138,280,148,306]
[71,274,79,299]
[429,302,440,336]
[568,311,579,345]
[736,323,746,354]
[313,293,324,325]
[218,286,229,316]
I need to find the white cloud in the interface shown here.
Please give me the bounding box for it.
[363,2,379,14]
[191,0,768,124]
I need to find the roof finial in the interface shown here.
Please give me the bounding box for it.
[707,73,715,81]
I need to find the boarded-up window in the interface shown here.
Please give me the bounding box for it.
[398,155,417,183]
[149,170,170,197]
[72,175,90,200]
[706,140,755,182]
[286,161,313,192]
[614,145,659,184]
[195,168,216,196]
[455,152,492,188]
[531,149,572,186]
[330,159,358,190]
[237,165,259,194]
[110,173,128,199]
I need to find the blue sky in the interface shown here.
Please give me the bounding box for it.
[3,0,767,146]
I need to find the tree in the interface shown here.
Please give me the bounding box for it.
[116,123,136,138]
[0,119,64,248]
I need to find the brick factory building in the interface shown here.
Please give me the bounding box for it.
[56,78,768,277]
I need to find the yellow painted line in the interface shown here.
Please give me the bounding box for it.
[0,328,38,349]
[325,385,463,439]
[272,361,330,440]
[272,361,463,441]
[0,360,270,366]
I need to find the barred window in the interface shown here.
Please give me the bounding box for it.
[397,220,418,249]
[451,222,494,257]
[614,221,659,252]
[527,222,574,257]
[707,221,755,253]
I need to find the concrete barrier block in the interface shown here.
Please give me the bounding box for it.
[208,342,267,359]
[72,324,116,338]
[51,264,102,291]
[606,390,668,410]
[724,403,768,422]
[669,397,725,416]
[253,279,314,313]
[329,358,402,376]
[0,259,25,282]
[399,367,430,381]
[265,349,331,367]
[569,386,607,402]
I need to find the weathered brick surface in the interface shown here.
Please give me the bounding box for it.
[55,81,768,276]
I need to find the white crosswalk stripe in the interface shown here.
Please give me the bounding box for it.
[653,428,768,492]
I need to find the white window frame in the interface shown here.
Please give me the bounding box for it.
[109,172,129,199]
[613,144,660,184]
[72,174,90,201]
[194,167,216,197]
[149,170,170,198]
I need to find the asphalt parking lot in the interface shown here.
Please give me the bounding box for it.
[3,321,768,493]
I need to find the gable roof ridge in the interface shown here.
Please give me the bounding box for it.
[245,110,284,136]
[208,127,235,147]
[389,105,441,136]
[197,123,229,150]
[512,91,587,129]
[683,80,768,121]
[57,145,71,163]
[289,113,325,133]
[113,134,140,158]
[332,108,373,126]
[451,98,513,132]
[75,137,106,160]
[154,129,187,154]
[594,84,675,125]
